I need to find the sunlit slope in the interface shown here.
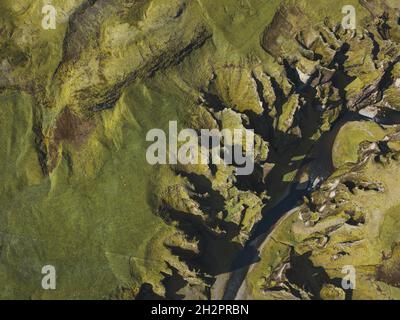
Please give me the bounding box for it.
[0,84,191,299]
[0,0,284,299]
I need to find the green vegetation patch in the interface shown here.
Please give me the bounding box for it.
[332,121,386,168]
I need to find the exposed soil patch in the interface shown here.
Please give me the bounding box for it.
[377,243,400,288]
[53,108,94,146]
[48,108,95,171]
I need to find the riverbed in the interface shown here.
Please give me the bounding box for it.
[220,110,398,300]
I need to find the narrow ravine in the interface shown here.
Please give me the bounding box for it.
[221,110,398,300]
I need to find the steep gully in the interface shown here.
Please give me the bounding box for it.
[220,41,400,299]
[141,41,400,299]
[221,109,400,300]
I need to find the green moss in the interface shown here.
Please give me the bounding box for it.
[277,94,300,133]
[332,121,386,168]
[2,0,400,301]
[320,284,345,300]
[0,55,198,298]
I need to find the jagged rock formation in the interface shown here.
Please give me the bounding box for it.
[247,128,400,300]
[1,0,400,300]
[241,0,400,300]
